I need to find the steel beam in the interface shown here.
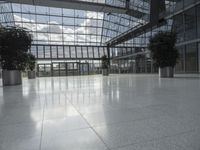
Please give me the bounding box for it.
[106,0,166,47]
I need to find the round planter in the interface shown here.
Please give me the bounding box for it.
[28,71,36,79]
[102,69,109,76]
[159,67,174,78]
[2,70,22,86]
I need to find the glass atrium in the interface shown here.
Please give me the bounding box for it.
[1,1,200,150]
[1,0,199,76]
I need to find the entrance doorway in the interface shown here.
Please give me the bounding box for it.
[37,62,90,77]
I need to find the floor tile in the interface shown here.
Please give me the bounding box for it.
[41,128,107,150]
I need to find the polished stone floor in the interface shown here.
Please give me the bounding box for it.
[0,74,200,150]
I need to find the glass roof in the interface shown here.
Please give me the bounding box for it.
[0,0,151,46]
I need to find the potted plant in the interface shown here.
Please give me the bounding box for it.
[148,31,179,78]
[27,53,36,79]
[101,55,109,76]
[0,26,32,86]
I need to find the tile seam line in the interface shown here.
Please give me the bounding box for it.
[39,95,46,150]
[68,100,111,150]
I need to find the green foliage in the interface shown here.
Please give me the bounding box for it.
[101,55,109,69]
[148,31,179,68]
[0,26,32,70]
[27,53,36,71]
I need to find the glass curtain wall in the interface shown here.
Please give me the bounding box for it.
[0,2,15,26]
[172,3,200,73]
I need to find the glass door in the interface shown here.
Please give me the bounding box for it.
[79,63,89,75]
[60,63,67,76]
[52,63,59,76]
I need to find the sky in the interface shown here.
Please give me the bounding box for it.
[12,4,104,45]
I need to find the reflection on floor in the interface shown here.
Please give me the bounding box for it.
[0,74,200,150]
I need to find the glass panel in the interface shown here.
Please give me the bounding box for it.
[58,46,64,58]
[49,7,62,15]
[104,47,108,56]
[53,63,59,76]
[51,46,57,58]
[36,6,49,14]
[99,47,104,58]
[60,63,66,76]
[88,47,93,58]
[36,15,49,23]
[38,64,45,77]
[198,43,200,73]
[44,46,51,58]
[30,45,37,58]
[94,47,99,58]
[197,5,200,38]
[45,64,52,77]
[184,0,195,7]
[82,47,88,58]
[174,0,183,12]
[175,46,185,72]
[185,43,198,72]
[38,46,44,58]
[184,8,196,41]
[173,14,184,43]
[70,46,76,58]
[67,63,74,76]
[76,47,82,58]
[64,46,70,58]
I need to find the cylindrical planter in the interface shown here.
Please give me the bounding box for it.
[28,71,36,79]
[2,70,22,86]
[159,67,174,78]
[102,69,109,76]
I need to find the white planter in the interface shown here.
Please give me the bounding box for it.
[2,70,22,86]
[159,67,174,78]
[102,69,109,76]
[28,71,36,79]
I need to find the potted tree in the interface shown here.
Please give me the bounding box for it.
[0,26,32,86]
[101,55,109,76]
[27,53,36,79]
[148,31,179,78]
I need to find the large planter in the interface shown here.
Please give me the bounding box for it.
[159,67,174,78]
[2,70,22,86]
[28,71,36,79]
[102,69,109,76]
